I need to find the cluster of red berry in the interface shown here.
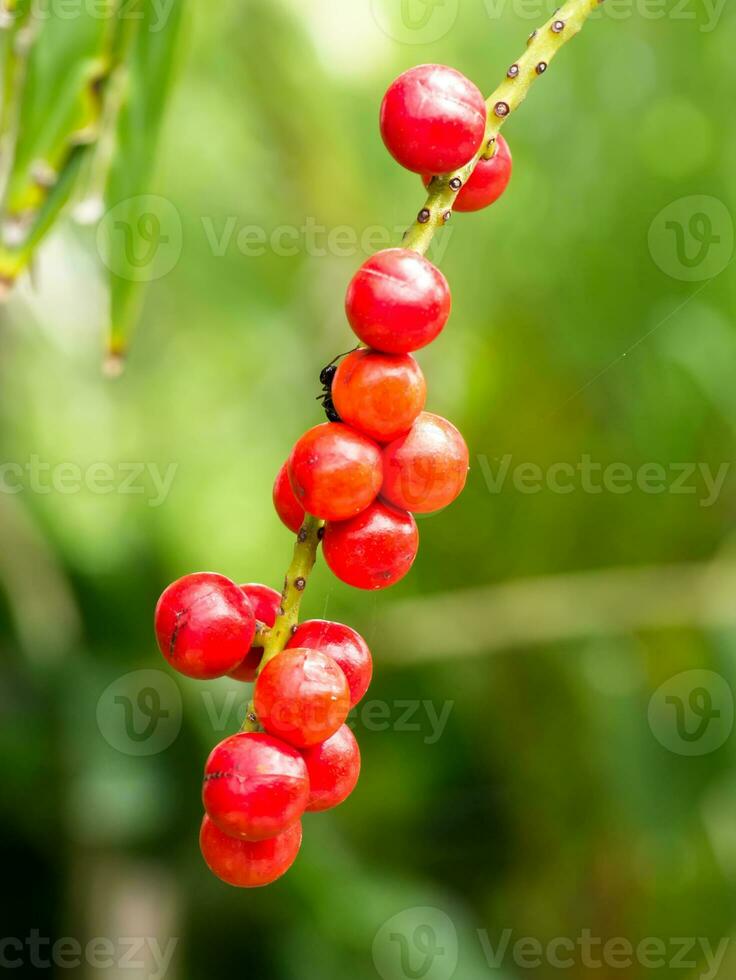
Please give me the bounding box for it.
[155,574,370,886]
[154,63,511,888]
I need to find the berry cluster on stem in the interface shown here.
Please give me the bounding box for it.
[153,0,601,889]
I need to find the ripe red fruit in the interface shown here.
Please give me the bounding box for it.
[154,572,255,680]
[202,732,308,841]
[382,411,469,513]
[345,249,451,354]
[273,461,305,533]
[288,422,382,522]
[322,499,419,590]
[423,135,512,212]
[332,348,426,444]
[287,620,372,707]
[228,584,281,682]
[302,725,361,813]
[200,815,301,888]
[380,64,487,174]
[255,648,351,748]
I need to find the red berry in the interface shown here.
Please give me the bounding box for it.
[345,249,451,354]
[154,572,255,680]
[254,648,351,748]
[288,422,382,522]
[287,620,372,707]
[380,64,487,174]
[381,412,469,514]
[332,348,426,444]
[423,135,512,212]
[322,499,419,590]
[382,411,469,514]
[202,732,308,841]
[273,461,305,533]
[200,814,301,888]
[228,584,281,682]
[301,725,361,813]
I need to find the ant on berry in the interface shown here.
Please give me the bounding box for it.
[317,346,360,422]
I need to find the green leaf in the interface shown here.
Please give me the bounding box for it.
[104,0,186,361]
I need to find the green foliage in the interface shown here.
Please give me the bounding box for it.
[1,1,735,978]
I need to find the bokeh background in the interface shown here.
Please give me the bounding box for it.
[1,0,736,977]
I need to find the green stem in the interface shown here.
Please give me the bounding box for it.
[403,0,602,254]
[242,514,324,732]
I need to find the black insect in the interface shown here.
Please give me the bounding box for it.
[316,346,360,422]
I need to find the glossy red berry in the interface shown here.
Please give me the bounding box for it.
[154,572,255,680]
[228,584,281,682]
[288,422,382,522]
[423,135,512,212]
[382,411,469,514]
[332,348,426,444]
[287,620,372,707]
[202,732,308,841]
[200,815,301,888]
[254,648,351,748]
[345,249,451,354]
[273,461,305,533]
[322,499,419,591]
[380,64,487,174]
[301,725,361,813]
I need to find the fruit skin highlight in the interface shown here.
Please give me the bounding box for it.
[202,732,309,841]
[332,348,426,444]
[380,64,487,174]
[199,815,302,888]
[345,249,451,355]
[322,499,419,591]
[288,422,383,522]
[154,572,256,680]
[255,647,351,748]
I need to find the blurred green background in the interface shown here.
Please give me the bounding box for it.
[1,0,736,977]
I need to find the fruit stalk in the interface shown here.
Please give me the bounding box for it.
[403,0,602,255]
[242,514,324,732]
